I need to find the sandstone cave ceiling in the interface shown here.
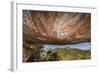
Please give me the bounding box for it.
[23,10,91,45]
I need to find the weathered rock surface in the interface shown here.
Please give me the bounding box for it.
[23,10,91,45]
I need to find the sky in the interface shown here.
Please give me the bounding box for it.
[44,42,91,50]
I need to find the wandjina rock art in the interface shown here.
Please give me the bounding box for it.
[23,10,91,62]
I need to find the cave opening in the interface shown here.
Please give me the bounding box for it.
[23,10,91,62]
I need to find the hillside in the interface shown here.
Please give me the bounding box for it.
[27,48,91,62]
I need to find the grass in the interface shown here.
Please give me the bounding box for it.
[27,47,91,62]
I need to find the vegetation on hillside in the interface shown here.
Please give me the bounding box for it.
[27,46,91,62]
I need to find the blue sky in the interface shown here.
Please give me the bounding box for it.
[44,42,91,50]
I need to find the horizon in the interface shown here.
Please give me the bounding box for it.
[43,42,91,50]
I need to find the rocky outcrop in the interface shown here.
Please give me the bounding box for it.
[23,41,42,62]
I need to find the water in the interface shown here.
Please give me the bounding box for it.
[44,42,91,50]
